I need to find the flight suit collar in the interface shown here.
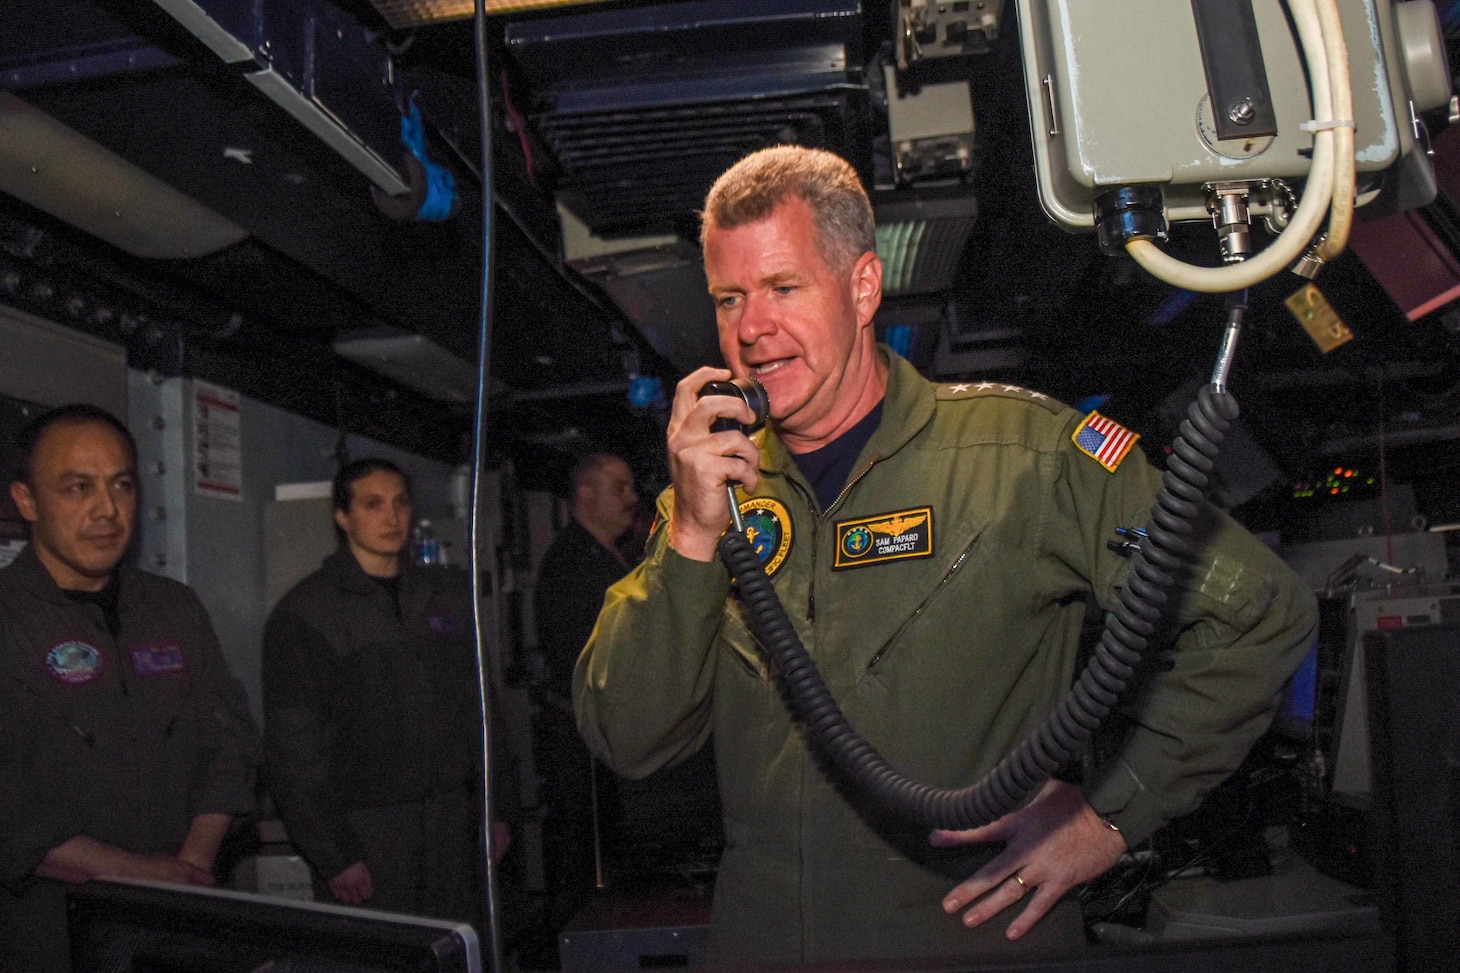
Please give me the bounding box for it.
[2,540,145,610]
[759,346,936,497]
[322,545,400,592]
[320,545,430,618]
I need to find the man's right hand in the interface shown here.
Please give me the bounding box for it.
[667,366,762,561]
[328,861,375,905]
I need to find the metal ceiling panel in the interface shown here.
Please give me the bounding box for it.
[550,90,869,236]
[506,0,870,236]
[505,0,863,94]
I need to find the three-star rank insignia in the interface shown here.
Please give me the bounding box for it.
[937,381,1063,414]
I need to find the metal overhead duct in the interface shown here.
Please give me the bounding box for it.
[507,0,870,238]
[557,201,721,371]
[511,0,872,368]
[152,0,410,197]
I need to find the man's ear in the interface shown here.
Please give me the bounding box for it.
[333,507,349,533]
[851,250,883,329]
[9,481,37,523]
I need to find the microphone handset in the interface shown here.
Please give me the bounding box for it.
[698,378,770,435]
[697,378,769,532]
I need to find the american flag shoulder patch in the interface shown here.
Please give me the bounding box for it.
[1072,411,1140,472]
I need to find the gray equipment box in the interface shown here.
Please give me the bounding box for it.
[1015,0,1417,228]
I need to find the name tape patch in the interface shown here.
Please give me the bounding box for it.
[834,507,934,569]
[130,642,187,676]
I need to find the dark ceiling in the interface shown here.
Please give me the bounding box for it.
[4,0,1460,519]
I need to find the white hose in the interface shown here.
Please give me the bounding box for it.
[1316,0,1356,260]
[1125,0,1350,292]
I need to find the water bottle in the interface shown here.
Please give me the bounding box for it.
[413,519,441,566]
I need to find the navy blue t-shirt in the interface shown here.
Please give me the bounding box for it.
[788,401,884,512]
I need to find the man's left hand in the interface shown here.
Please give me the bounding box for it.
[930,778,1127,940]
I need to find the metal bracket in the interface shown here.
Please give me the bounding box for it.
[1189,0,1278,141]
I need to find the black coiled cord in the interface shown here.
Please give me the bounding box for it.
[718,382,1240,831]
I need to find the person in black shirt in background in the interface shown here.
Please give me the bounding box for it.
[531,454,639,949]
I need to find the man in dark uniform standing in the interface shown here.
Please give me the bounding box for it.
[262,458,482,921]
[535,454,639,713]
[0,404,260,973]
[531,453,638,937]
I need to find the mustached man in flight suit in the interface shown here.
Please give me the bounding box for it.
[0,404,260,973]
[573,146,1317,967]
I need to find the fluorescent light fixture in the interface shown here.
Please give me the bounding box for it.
[334,327,481,403]
[0,93,248,259]
[364,0,620,30]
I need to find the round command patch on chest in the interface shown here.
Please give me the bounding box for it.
[45,640,104,685]
[738,497,793,578]
[841,525,873,560]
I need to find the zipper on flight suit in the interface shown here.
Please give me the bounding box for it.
[808,455,881,624]
[866,530,983,671]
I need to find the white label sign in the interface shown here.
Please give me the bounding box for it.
[193,380,242,501]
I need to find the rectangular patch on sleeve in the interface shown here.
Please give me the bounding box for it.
[1073,412,1139,472]
[129,642,187,676]
[833,507,933,569]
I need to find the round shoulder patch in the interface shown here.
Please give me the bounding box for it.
[738,497,793,577]
[46,640,105,685]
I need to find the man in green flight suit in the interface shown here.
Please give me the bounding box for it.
[574,145,1317,967]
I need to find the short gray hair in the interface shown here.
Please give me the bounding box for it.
[700,145,875,272]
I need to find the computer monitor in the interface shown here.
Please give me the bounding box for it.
[67,879,481,973]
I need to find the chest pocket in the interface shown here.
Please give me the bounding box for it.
[324,603,416,717]
[816,512,989,682]
[862,525,988,674]
[99,632,194,742]
[718,603,771,682]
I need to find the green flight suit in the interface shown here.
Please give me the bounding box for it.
[575,351,1316,966]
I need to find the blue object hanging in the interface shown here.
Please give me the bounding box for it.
[401,102,457,222]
